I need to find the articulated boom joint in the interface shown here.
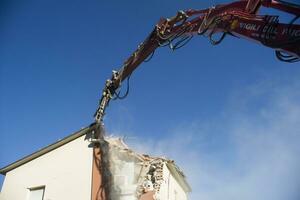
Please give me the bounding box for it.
[94,70,121,123]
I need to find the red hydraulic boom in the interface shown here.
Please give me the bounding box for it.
[94,0,300,123]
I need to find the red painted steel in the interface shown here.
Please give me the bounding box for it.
[94,0,300,123]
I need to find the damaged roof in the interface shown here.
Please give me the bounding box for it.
[107,137,192,192]
[0,126,191,192]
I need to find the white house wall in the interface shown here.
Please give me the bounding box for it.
[0,135,93,200]
[157,164,188,200]
[109,142,142,200]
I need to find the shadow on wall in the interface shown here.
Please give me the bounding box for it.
[88,123,112,200]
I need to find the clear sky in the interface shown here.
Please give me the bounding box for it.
[1,0,300,199]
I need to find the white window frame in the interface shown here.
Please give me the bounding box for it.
[27,186,45,200]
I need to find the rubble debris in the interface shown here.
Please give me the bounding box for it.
[106,137,191,200]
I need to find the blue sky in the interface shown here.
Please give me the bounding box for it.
[1,0,300,199]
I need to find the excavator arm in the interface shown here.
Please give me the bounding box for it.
[94,0,300,123]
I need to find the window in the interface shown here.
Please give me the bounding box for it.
[28,186,45,200]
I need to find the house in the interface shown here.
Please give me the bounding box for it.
[0,124,191,200]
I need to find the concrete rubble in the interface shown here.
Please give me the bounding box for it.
[106,137,191,200]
